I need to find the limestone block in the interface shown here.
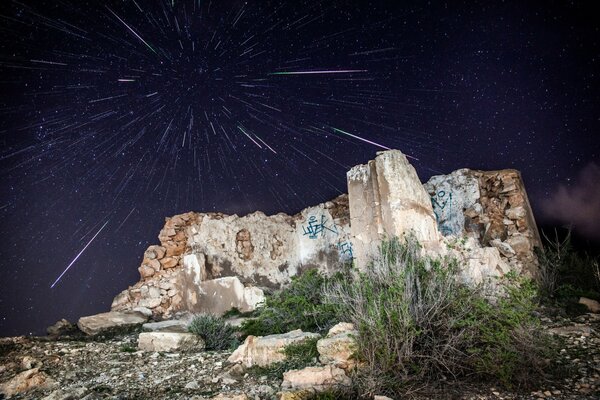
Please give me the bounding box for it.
[281,365,351,391]
[77,311,148,336]
[137,332,204,352]
[228,330,320,368]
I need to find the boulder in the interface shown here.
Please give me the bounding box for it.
[579,297,600,313]
[46,319,75,337]
[228,330,320,368]
[77,311,148,336]
[0,368,55,397]
[142,320,188,332]
[137,332,204,352]
[281,365,351,391]
[317,323,358,370]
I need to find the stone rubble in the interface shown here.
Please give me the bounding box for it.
[76,310,148,336]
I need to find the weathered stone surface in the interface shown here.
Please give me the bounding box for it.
[228,330,320,368]
[46,318,75,337]
[326,322,355,337]
[281,365,351,391]
[373,396,394,400]
[137,332,204,352]
[348,150,440,267]
[180,276,265,316]
[0,368,55,397]
[579,297,600,313]
[141,320,188,332]
[425,167,542,277]
[317,323,358,370]
[77,311,148,336]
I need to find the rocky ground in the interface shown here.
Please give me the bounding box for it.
[0,310,598,400]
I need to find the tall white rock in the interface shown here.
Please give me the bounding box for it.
[347,150,440,267]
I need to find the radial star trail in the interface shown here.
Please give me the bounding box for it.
[50,220,110,289]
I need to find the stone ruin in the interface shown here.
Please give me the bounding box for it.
[111,150,542,319]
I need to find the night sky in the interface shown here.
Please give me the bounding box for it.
[1,1,598,336]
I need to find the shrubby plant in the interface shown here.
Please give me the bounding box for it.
[240,269,344,337]
[188,314,239,350]
[537,229,600,302]
[323,236,553,396]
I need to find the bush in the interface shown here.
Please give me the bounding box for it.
[323,236,552,397]
[537,229,600,302]
[188,314,239,350]
[240,268,344,337]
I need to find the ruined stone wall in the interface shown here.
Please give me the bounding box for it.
[112,150,543,319]
[424,169,541,276]
[111,195,352,318]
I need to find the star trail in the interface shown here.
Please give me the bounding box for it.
[0,1,598,335]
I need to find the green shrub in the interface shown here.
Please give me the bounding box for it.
[188,314,239,350]
[240,268,344,337]
[323,236,553,397]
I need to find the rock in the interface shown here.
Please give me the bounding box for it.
[77,311,148,336]
[211,394,249,400]
[505,206,526,220]
[0,368,55,397]
[490,239,516,258]
[142,320,188,332]
[20,356,41,370]
[46,318,75,337]
[317,323,358,369]
[185,276,265,316]
[326,322,355,337]
[579,297,600,313]
[160,256,179,269]
[41,387,88,400]
[281,365,351,391]
[348,150,440,267]
[138,265,155,278]
[228,330,320,368]
[507,233,531,258]
[185,380,200,390]
[138,297,162,309]
[279,390,316,400]
[132,306,153,318]
[374,396,394,400]
[137,332,204,352]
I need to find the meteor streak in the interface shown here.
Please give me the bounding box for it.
[332,127,419,160]
[105,6,157,55]
[269,69,367,75]
[50,220,110,288]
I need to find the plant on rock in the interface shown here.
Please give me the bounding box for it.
[188,314,239,351]
[240,268,345,337]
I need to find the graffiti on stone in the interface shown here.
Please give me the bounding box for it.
[336,240,353,258]
[431,190,459,236]
[302,215,338,239]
